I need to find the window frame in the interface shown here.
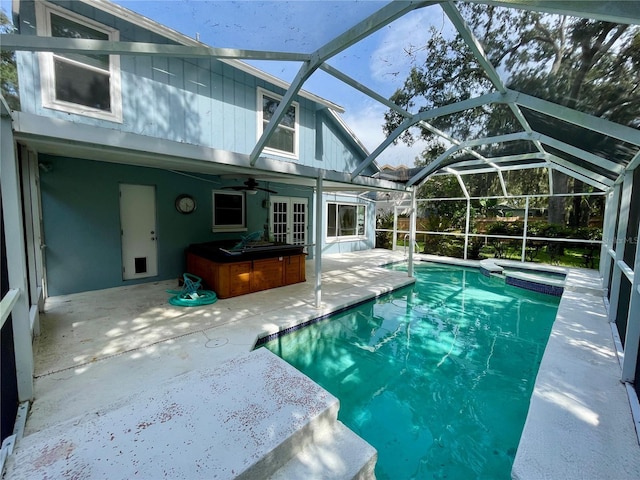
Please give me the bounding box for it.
[212,190,247,232]
[35,1,123,123]
[257,87,299,159]
[326,202,367,240]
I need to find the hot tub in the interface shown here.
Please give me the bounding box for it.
[186,241,306,298]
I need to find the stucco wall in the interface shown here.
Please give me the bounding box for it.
[39,155,314,295]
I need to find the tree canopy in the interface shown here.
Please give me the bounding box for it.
[1,9,19,110]
[385,5,638,141]
[384,4,638,226]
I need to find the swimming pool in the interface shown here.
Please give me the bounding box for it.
[262,262,560,479]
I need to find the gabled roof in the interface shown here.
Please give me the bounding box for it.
[376,165,424,184]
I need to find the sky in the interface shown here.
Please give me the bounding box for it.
[2,0,456,167]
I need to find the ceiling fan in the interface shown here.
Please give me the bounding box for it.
[222,178,277,194]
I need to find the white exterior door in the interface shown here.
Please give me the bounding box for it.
[270,196,307,245]
[120,184,158,280]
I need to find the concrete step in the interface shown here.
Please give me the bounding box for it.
[268,421,377,480]
[236,383,341,480]
[6,348,373,480]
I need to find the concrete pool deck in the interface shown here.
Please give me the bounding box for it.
[5,250,410,479]
[4,250,640,478]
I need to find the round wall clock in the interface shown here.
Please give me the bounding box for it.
[175,194,196,214]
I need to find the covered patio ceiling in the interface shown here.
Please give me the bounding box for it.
[2,0,639,196]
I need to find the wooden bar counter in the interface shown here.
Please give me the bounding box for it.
[186,241,306,299]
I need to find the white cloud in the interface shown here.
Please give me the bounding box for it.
[334,6,452,168]
[342,101,427,168]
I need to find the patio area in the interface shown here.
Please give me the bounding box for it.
[2,1,638,477]
[6,250,640,479]
[25,250,413,435]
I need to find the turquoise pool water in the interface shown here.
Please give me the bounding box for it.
[263,262,560,479]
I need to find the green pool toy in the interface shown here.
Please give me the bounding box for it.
[167,273,218,306]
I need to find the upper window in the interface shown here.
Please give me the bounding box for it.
[212,190,246,232]
[257,88,299,159]
[36,1,122,122]
[327,203,366,239]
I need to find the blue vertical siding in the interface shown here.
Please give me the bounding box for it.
[313,110,368,172]
[17,1,381,297]
[128,56,154,134]
[16,1,371,172]
[184,60,211,147]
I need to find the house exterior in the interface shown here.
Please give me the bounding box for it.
[0,0,408,442]
[9,0,399,297]
[2,1,640,476]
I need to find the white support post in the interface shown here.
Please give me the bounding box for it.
[608,171,633,324]
[19,147,42,334]
[463,198,471,260]
[521,196,530,262]
[28,149,46,310]
[621,216,640,383]
[450,171,470,260]
[496,169,508,199]
[392,205,398,251]
[600,186,620,281]
[1,109,34,401]
[314,174,323,309]
[408,187,417,277]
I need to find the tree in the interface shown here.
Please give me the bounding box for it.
[1,9,19,110]
[385,4,639,226]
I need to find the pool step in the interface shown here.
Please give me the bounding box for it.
[479,259,504,276]
[268,421,377,480]
[5,348,376,480]
[480,259,568,296]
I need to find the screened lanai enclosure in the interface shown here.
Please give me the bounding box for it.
[1,0,639,477]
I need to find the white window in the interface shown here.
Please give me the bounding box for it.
[36,1,122,122]
[212,191,246,232]
[257,87,299,159]
[327,203,366,239]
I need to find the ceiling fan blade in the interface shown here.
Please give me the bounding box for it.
[256,187,278,194]
[223,179,276,194]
